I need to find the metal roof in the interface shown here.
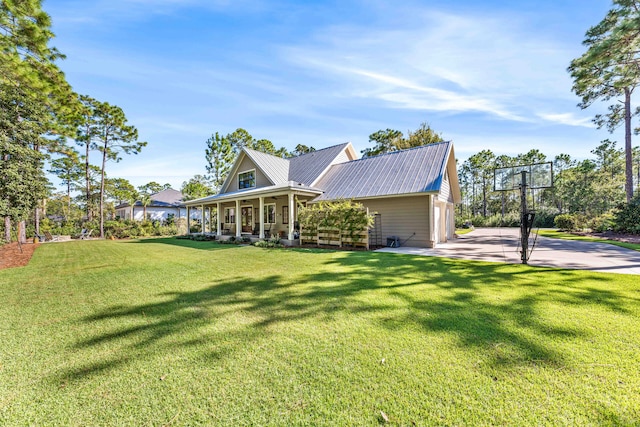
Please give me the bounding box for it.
[288,143,350,186]
[243,148,289,184]
[115,188,184,209]
[313,141,452,201]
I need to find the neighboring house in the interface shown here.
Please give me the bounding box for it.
[183,141,461,248]
[115,188,198,222]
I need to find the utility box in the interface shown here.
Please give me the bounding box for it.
[387,236,400,247]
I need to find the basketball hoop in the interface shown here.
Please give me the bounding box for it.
[494,162,553,264]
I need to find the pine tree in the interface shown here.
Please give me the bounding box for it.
[569,0,640,201]
[205,132,234,191]
[93,102,147,238]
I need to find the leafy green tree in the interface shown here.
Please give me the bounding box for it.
[226,128,255,153]
[568,0,640,201]
[362,123,444,157]
[399,122,444,149]
[464,150,496,217]
[49,149,83,219]
[93,102,147,238]
[139,181,164,195]
[205,132,235,190]
[107,178,137,206]
[137,182,165,219]
[225,128,289,157]
[181,175,214,201]
[0,132,48,242]
[590,139,625,212]
[1,0,76,241]
[361,129,403,157]
[74,95,100,220]
[551,154,575,212]
[292,144,316,156]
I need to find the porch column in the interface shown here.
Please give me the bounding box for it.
[235,199,241,237]
[201,204,205,233]
[288,193,295,240]
[208,207,212,233]
[259,197,265,239]
[216,203,221,235]
[186,206,191,235]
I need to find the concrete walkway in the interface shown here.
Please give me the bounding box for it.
[376,228,640,275]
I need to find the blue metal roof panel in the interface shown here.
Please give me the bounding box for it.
[313,141,451,201]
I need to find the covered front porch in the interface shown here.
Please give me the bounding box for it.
[183,182,321,245]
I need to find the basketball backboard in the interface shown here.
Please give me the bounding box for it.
[494,162,553,191]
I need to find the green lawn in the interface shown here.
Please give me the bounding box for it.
[536,229,640,251]
[455,228,474,235]
[1,239,639,425]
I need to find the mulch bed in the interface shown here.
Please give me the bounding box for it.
[0,242,40,270]
[572,231,640,244]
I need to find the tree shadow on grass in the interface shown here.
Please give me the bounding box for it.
[56,249,638,383]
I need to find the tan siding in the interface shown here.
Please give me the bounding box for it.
[439,171,454,203]
[226,156,272,192]
[359,195,432,248]
[332,150,351,165]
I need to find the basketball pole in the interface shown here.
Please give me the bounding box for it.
[520,170,528,264]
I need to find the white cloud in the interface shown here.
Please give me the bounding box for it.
[282,7,580,125]
[536,112,595,128]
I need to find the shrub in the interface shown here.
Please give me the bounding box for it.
[532,208,559,228]
[554,213,579,231]
[254,237,284,248]
[613,195,640,234]
[589,212,615,233]
[298,199,374,246]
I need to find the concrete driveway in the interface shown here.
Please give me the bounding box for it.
[376,227,640,275]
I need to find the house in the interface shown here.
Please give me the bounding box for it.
[115,188,198,222]
[183,141,461,248]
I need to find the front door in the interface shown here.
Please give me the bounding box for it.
[241,206,253,233]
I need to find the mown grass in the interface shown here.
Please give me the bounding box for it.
[455,228,474,235]
[1,238,639,425]
[536,229,640,251]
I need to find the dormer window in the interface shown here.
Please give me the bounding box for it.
[238,170,256,189]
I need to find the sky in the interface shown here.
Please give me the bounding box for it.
[45,0,623,190]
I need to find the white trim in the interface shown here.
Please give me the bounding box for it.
[310,192,436,203]
[224,207,236,224]
[263,203,276,224]
[238,168,257,190]
[259,197,265,239]
[240,204,254,234]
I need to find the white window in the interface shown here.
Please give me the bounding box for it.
[263,204,276,224]
[224,207,235,224]
[238,170,256,189]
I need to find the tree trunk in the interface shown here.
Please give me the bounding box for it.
[18,221,26,244]
[625,87,633,201]
[482,177,487,217]
[85,139,92,221]
[66,181,71,221]
[34,205,40,235]
[100,142,107,239]
[4,217,11,242]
